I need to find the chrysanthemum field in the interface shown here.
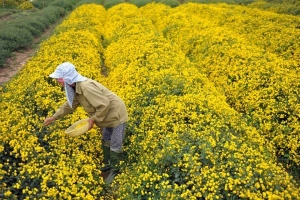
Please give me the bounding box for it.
[0,3,299,199]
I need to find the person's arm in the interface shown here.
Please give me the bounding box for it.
[43,97,80,126]
[52,101,76,119]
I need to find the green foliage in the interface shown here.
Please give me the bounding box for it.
[0,26,33,51]
[0,0,18,8]
[0,2,72,68]
[75,0,103,7]
[128,0,152,7]
[0,38,9,49]
[0,9,22,27]
[31,0,55,9]
[103,0,125,9]
[155,0,180,7]
[0,10,10,17]
[9,20,42,36]
[0,9,17,18]
[0,47,11,67]
[184,0,255,5]
[0,6,64,38]
[24,16,48,33]
[49,0,76,11]
[249,0,300,15]
[36,6,66,23]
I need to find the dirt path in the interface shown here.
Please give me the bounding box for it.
[0,20,60,85]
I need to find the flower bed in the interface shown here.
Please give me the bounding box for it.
[0,3,299,199]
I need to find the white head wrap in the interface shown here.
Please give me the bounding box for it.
[49,62,87,107]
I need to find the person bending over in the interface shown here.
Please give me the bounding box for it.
[44,62,128,184]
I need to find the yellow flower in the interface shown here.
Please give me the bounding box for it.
[4,190,12,197]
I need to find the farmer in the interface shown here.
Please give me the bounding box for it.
[43,62,128,184]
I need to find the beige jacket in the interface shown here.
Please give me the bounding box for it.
[53,79,128,127]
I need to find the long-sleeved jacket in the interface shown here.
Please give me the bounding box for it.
[53,79,128,128]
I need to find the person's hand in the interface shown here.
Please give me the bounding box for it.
[88,118,95,130]
[43,117,55,126]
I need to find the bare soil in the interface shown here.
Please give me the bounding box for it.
[0,21,58,85]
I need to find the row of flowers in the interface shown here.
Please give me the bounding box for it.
[0,4,107,199]
[0,2,299,199]
[102,3,299,199]
[157,3,300,169]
